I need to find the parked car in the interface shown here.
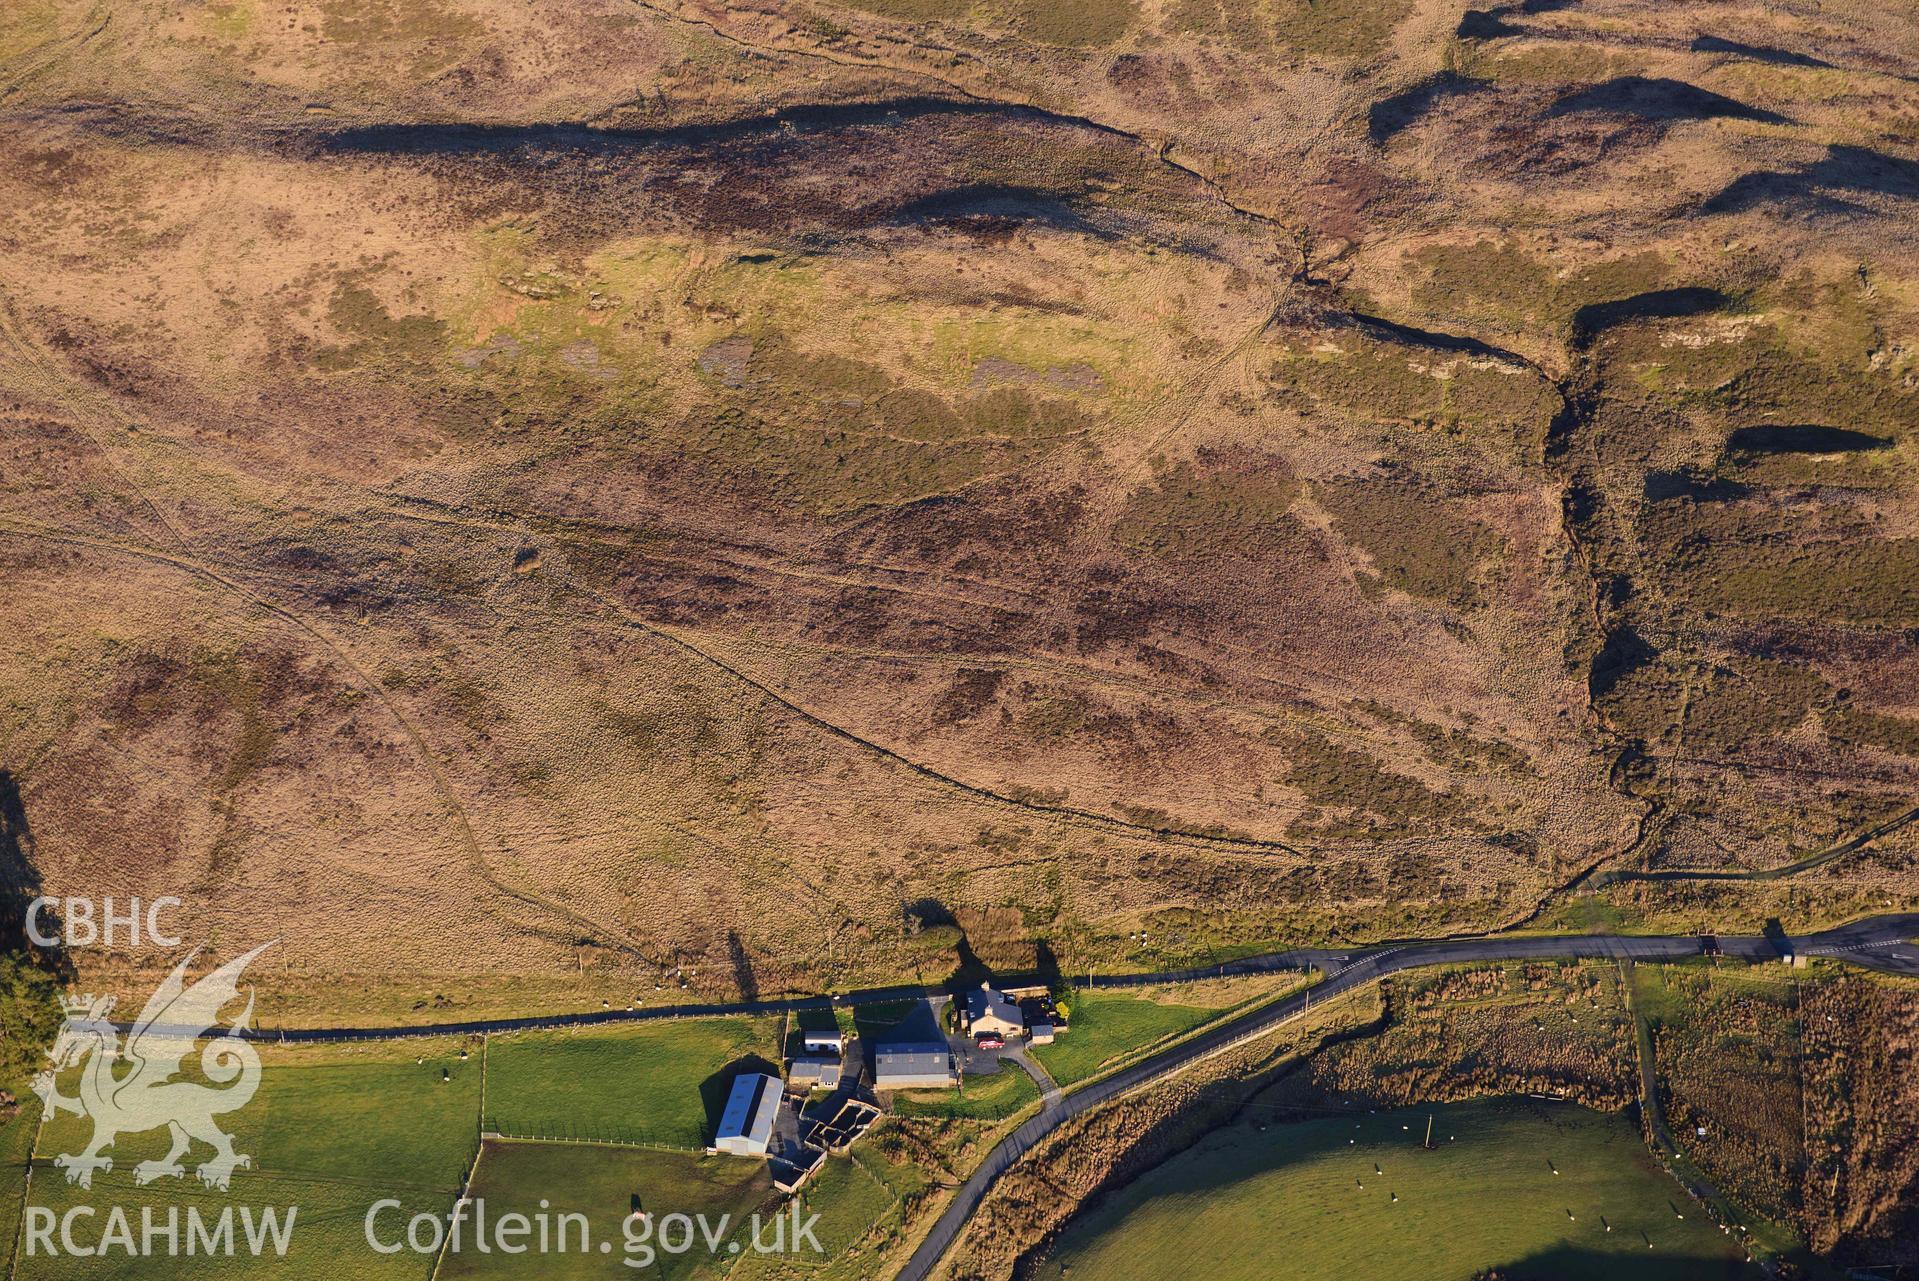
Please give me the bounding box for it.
[974,1031,1006,1051]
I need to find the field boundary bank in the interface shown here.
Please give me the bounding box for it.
[1621,960,1787,1274]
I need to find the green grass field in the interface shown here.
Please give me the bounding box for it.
[16,1170,446,1281]
[1,1097,40,1265]
[439,1139,774,1281]
[1032,1100,1758,1281]
[18,1039,476,1279]
[892,1062,1038,1120]
[790,1153,899,1257]
[0,1157,27,1278]
[36,1036,481,1188]
[728,1150,909,1281]
[1032,993,1223,1085]
[484,1017,780,1148]
[11,1020,801,1278]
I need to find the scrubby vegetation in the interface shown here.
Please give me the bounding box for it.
[0,949,61,1100]
[1113,450,1298,558]
[1276,963,1638,1111]
[1634,966,1804,1223]
[1315,479,1506,607]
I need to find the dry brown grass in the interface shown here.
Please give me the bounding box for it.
[0,0,1916,1020]
[1270,961,1640,1112]
[1799,976,1919,1267]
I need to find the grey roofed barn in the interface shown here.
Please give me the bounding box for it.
[873,1044,958,1089]
[713,1072,781,1156]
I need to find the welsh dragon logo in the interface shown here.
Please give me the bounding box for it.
[31,942,274,1191]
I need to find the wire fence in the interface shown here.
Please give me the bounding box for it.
[477,1126,704,1155]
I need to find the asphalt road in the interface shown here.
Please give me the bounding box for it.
[144,915,1919,1043]
[890,914,1919,1281]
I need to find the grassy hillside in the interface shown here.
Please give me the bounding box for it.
[2,0,1918,1269]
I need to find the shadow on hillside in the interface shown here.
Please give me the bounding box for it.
[1588,625,1658,704]
[1,770,73,979]
[885,185,1109,237]
[1704,145,1919,216]
[1457,8,1521,39]
[0,770,38,950]
[1453,0,1576,39]
[320,97,1033,158]
[1347,311,1531,364]
[905,898,990,991]
[1692,34,1833,69]
[1368,72,1488,142]
[1483,1244,1751,1280]
[1642,470,1751,503]
[1032,940,1066,993]
[1548,76,1787,125]
[1570,287,1730,348]
[313,99,1157,243]
[1726,424,1891,456]
[726,930,759,1004]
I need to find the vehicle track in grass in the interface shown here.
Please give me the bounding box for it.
[0,518,660,967]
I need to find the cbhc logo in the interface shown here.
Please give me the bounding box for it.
[24,896,184,948]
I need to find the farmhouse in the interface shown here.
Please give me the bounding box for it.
[713,1073,781,1157]
[874,1044,959,1090]
[966,983,1024,1040]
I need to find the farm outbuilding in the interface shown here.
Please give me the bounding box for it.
[801,1030,844,1054]
[874,1044,959,1090]
[1021,995,1065,1043]
[713,1072,781,1157]
[787,1056,843,1091]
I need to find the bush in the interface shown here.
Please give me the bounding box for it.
[0,948,62,1093]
